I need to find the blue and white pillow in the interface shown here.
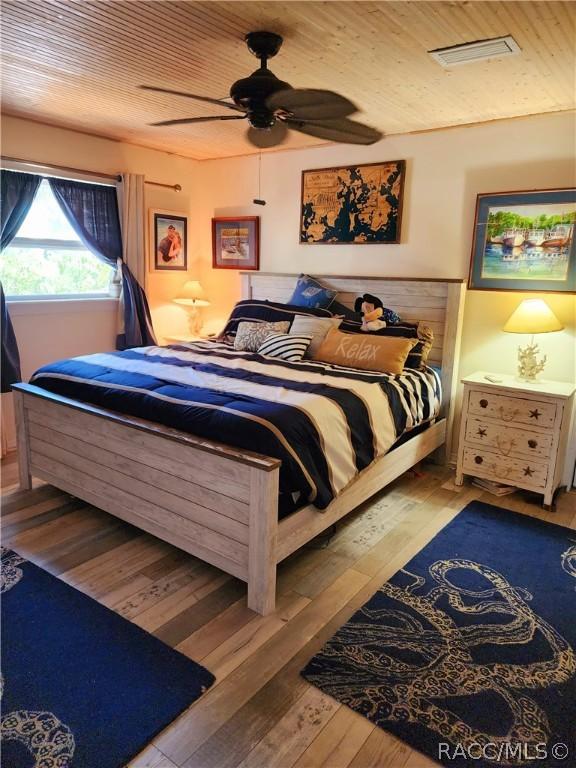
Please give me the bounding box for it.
[289,274,337,310]
[258,333,313,362]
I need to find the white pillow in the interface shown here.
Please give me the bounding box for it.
[258,333,312,362]
[290,315,342,357]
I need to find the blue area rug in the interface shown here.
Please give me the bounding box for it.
[302,501,576,767]
[1,547,214,767]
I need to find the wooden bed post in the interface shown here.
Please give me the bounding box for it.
[247,465,279,615]
[13,389,32,490]
[435,281,466,465]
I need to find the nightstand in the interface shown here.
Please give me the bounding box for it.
[164,334,209,344]
[455,372,575,509]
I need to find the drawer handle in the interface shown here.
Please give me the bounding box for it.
[528,439,538,449]
[474,455,483,465]
[479,399,489,409]
[498,406,520,423]
[490,462,512,478]
[495,436,517,456]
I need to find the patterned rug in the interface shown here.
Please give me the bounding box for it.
[1,547,214,768]
[302,501,576,767]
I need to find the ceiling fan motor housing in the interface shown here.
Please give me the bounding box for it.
[230,68,292,128]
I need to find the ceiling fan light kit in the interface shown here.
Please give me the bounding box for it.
[141,31,382,148]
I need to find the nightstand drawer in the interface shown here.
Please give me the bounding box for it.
[464,417,554,460]
[468,389,556,429]
[462,447,547,489]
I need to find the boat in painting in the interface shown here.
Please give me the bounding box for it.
[542,224,573,248]
[501,229,525,247]
[524,229,546,246]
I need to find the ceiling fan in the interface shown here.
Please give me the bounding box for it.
[140,31,382,148]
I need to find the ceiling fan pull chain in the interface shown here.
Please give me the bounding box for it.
[253,151,266,205]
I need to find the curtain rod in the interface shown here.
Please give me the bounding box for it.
[1,156,182,191]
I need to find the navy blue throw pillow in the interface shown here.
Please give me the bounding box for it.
[289,274,337,310]
[220,299,333,341]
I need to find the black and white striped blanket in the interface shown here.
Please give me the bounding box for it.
[30,341,442,510]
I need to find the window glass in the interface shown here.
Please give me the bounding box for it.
[0,178,114,298]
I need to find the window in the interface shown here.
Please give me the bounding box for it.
[1,178,114,299]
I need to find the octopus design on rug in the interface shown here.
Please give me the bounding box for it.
[0,549,76,766]
[1,709,76,768]
[1,547,25,594]
[306,559,575,766]
[561,544,576,588]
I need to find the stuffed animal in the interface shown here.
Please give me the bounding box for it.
[354,293,387,332]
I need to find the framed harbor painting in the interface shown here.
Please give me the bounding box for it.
[469,189,576,293]
[299,160,405,244]
[212,217,259,270]
[150,210,188,271]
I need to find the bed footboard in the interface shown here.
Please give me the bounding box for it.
[13,384,280,615]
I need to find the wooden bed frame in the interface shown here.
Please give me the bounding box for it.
[13,274,465,615]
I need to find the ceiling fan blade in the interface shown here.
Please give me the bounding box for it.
[139,85,244,112]
[286,117,382,145]
[266,89,357,120]
[150,115,246,126]
[246,121,288,148]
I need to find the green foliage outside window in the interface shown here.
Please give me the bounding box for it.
[1,246,112,296]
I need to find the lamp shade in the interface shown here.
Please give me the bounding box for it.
[173,281,210,307]
[502,299,563,334]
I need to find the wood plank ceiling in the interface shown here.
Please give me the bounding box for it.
[1,1,574,160]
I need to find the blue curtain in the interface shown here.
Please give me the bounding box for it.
[1,284,22,393]
[1,170,42,250]
[49,178,156,349]
[0,170,42,391]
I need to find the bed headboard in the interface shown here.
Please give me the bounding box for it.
[241,272,466,457]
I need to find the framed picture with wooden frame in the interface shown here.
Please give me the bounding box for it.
[149,209,188,271]
[468,188,576,293]
[299,160,405,244]
[212,216,260,270]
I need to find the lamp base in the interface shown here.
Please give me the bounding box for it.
[516,339,546,382]
[188,306,203,336]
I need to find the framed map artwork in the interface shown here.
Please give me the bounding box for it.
[299,160,405,244]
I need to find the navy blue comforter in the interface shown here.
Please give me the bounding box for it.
[30,341,441,510]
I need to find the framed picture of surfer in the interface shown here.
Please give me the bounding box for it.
[469,189,576,293]
[150,210,188,271]
[212,216,260,270]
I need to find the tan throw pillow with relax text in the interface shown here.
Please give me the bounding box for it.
[313,328,417,374]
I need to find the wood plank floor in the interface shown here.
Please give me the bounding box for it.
[2,451,575,768]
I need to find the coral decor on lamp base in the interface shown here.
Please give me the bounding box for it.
[173,281,211,338]
[188,305,203,336]
[517,336,547,382]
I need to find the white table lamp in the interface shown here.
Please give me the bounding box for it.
[173,281,210,335]
[502,298,563,381]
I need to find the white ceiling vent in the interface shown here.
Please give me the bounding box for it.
[429,36,521,67]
